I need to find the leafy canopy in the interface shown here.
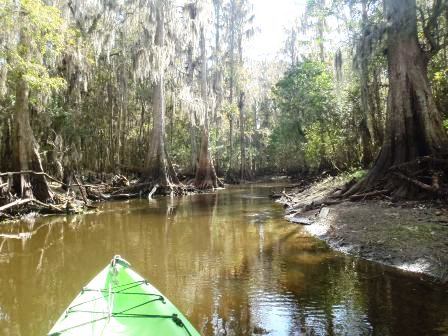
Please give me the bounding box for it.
[0,0,71,93]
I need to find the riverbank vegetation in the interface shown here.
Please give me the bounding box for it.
[1,0,448,217]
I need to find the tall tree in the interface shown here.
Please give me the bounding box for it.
[144,1,180,187]
[347,0,448,198]
[194,26,222,189]
[224,0,253,180]
[1,0,68,201]
[212,0,224,174]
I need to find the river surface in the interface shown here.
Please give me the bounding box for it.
[0,184,447,336]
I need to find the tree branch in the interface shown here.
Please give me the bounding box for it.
[67,0,103,36]
[67,0,86,35]
[419,0,448,58]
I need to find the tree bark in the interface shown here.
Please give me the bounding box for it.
[186,38,197,176]
[11,76,52,202]
[0,118,12,172]
[194,27,222,190]
[358,0,381,164]
[239,92,247,180]
[346,0,448,198]
[143,4,179,187]
[227,0,236,176]
[213,0,223,175]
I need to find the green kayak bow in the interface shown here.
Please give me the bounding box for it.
[48,256,201,336]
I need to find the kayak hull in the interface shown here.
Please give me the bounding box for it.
[48,257,200,336]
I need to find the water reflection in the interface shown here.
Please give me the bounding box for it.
[0,185,447,335]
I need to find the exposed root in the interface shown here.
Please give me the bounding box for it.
[393,172,448,196]
[349,189,390,201]
[0,167,220,222]
[147,184,159,199]
[0,197,79,219]
[344,155,448,200]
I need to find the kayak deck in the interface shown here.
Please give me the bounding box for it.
[48,256,200,336]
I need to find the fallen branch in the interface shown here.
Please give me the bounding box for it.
[349,189,389,201]
[0,198,67,214]
[109,193,140,200]
[281,191,293,202]
[286,198,342,214]
[302,199,342,211]
[111,182,153,195]
[27,199,68,214]
[0,198,33,212]
[74,174,89,205]
[86,187,110,201]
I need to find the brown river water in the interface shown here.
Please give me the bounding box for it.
[0,184,447,335]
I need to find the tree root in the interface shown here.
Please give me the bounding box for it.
[148,184,159,199]
[349,189,390,201]
[343,155,448,200]
[0,169,221,222]
[393,172,448,196]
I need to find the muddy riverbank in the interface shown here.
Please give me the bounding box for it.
[277,176,448,283]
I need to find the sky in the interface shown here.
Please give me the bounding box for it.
[246,0,307,61]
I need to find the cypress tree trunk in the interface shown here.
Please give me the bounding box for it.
[239,92,247,180]
[143,4,179,187]
[346,0,448,198]
[11,76,52,201]
[194,27,222,190]
[227,0,236,177]
[213,0,223,175]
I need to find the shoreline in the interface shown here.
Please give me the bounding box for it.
[277,176,448,283]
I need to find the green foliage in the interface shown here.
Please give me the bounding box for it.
[1,0,70,94]
[168,114,192,169]
[303,121,346,170]
[221,102,239,121]
[349,169,367,181]
[429,59,448,116]
[273,60,334,128]
[270,60,343,172]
